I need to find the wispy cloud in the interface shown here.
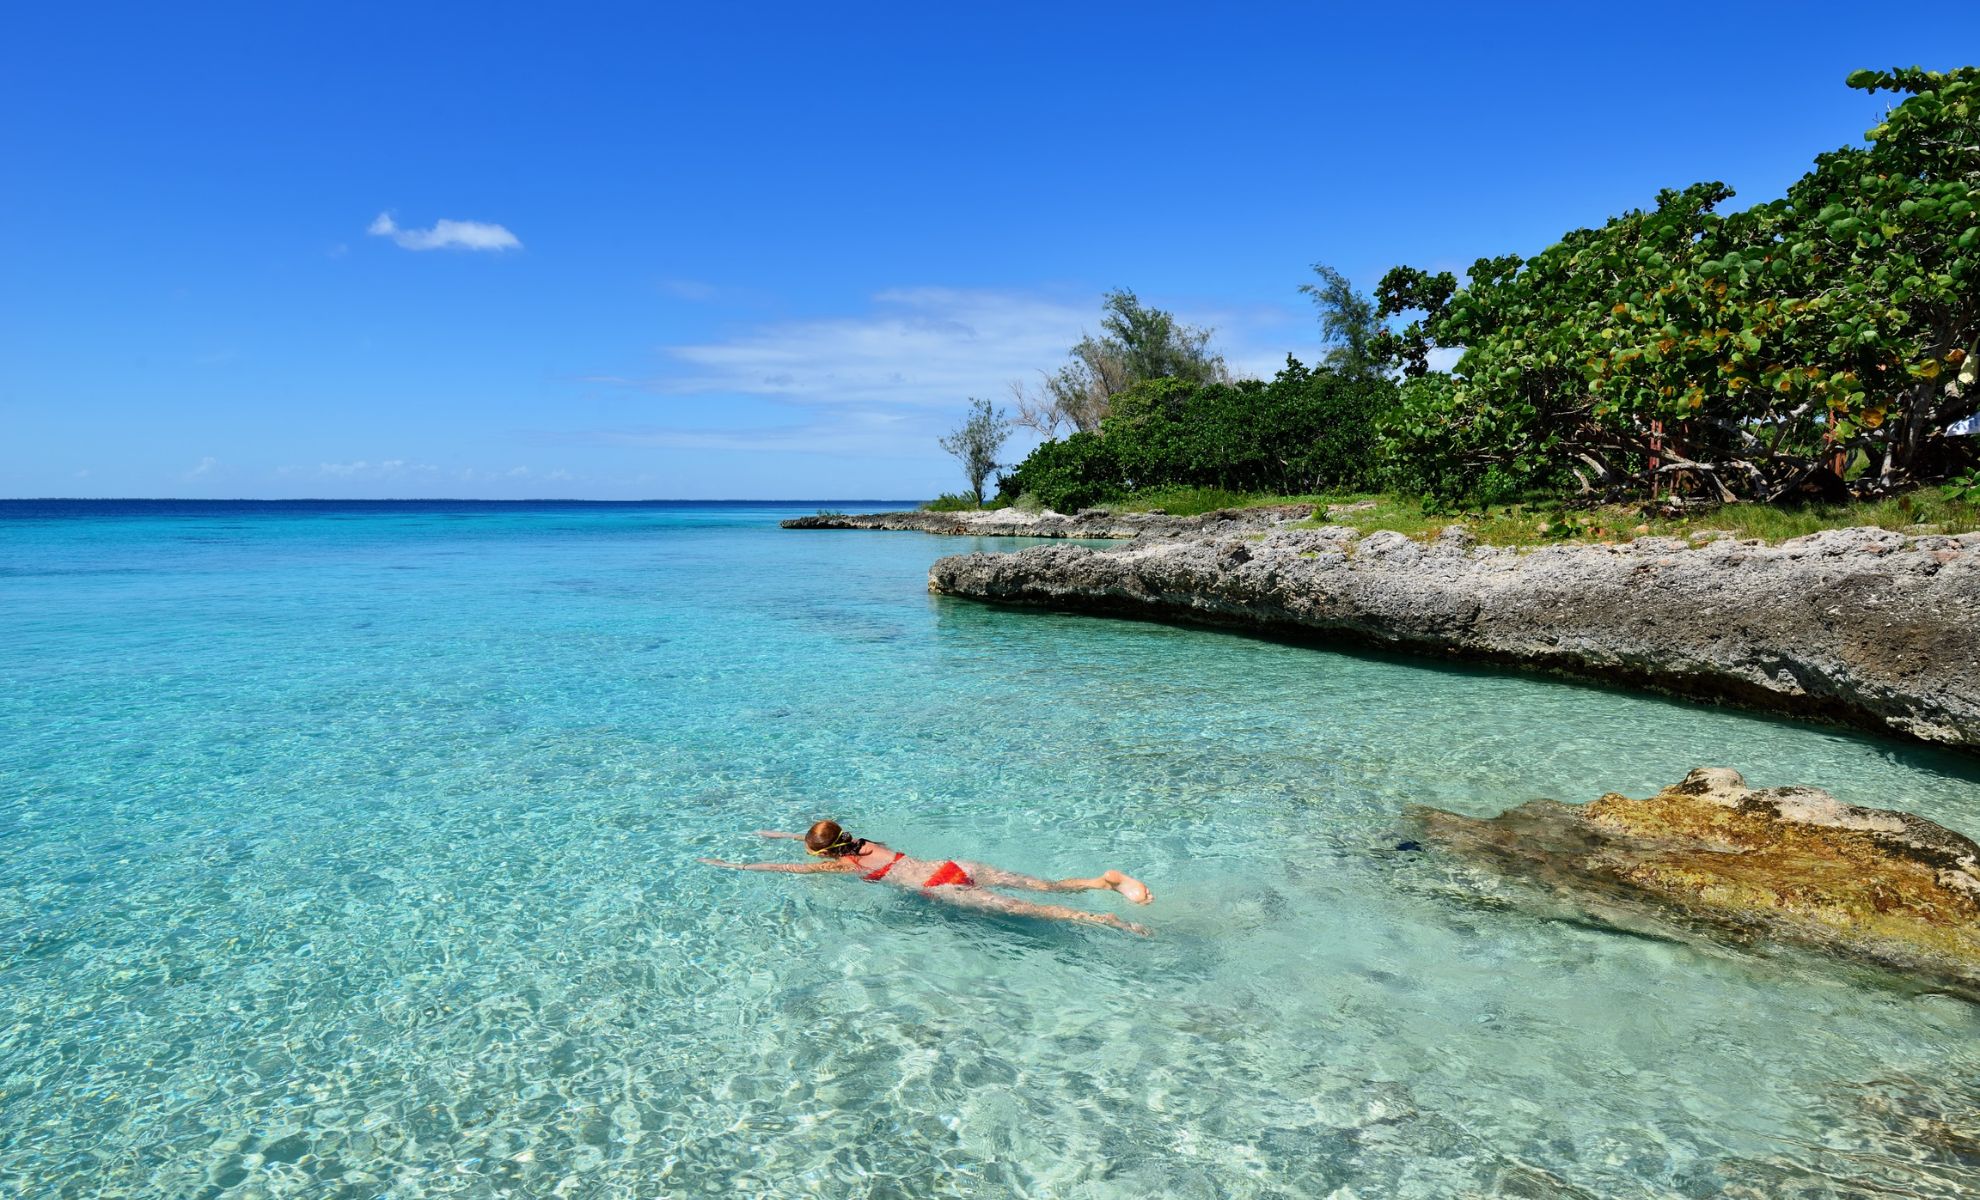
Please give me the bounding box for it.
[554,287,1330,462]
[285,459,439,479]
[617,287,1319,412]
[277,460,584,486]
[537,410,929,457]
[658,278,720,302]
[630,289,1110,409]
[367,212,522,252]
[186,456,218,479]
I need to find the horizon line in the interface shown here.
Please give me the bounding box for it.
[0,496,926,503]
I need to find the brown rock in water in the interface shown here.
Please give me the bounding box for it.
[1414,768,1980,996]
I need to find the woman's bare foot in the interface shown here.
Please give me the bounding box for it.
[1103,869,1153,905]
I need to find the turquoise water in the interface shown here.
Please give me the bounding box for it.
[4,500,1979,1199]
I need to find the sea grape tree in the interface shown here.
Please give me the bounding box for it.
[1377,66,1979,506]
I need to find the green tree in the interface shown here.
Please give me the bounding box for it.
[1299,263,1383,379]
[997,430,1124,512]
[1001,357,1397,506]
[1014,289,1230,436]
[1097,287,1228,385]
[938,397,1013,505]
[1375,66,1980,506]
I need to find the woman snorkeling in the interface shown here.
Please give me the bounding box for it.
[700,820,1153,935]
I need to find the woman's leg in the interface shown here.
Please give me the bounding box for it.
[928,886,1150,935]
[958,862,1154,905]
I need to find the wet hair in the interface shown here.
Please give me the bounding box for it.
[805,819,863,857]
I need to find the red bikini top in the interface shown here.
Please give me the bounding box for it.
[861,851,905,882]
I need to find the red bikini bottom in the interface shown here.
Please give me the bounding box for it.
[923,860,975,888]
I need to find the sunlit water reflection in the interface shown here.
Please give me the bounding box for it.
[2,500,1977,1198]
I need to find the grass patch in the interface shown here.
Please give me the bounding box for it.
[921,493,1011,512]
[1103,486,1331,517]
[1010,484,1977,545]
[1291,491,1980,548]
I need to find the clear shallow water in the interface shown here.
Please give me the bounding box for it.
[3,500,1979,1200]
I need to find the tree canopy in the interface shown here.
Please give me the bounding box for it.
[1376,66,1979,507]
[937,398,1012,504]
[984,67,1979,515]
[1001,358,1394,511]
[1300,263,1382,380]
[1014,289,1230,437]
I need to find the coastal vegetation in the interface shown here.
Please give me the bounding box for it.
[1377,66,1979,508]
[1289,488,1980,547]
[936,397,1013,506]
[1008,288,1229,438]
[1000,358,1392,512]
[947,66,1979,523]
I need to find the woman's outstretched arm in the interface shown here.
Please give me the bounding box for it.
[754,830,803,840]
[700,858,844,873]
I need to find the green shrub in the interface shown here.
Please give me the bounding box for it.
[999,357,1399,512]
[1375,373,1566,509]
[1374,68,1980,503]
[998,431,1126,512]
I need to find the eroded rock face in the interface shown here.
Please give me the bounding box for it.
[1415,768,1980,996]
[928,525,1980,747]
[781,506,1310,540]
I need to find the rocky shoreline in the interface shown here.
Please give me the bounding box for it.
[781,505,1311,540]
[928,524,1980,749]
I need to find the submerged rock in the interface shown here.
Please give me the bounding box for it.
[928,525,1980,747]
[1414,768,1980,996]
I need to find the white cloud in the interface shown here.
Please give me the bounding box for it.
[367,211,522,252]
[557,286,1379,467]
[301,459,437,478]
[629,287,1323,412]
[544,409,929,458]
[187,456,218,478]
[637,289,1116,409]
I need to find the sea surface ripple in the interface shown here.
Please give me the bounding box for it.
[3,500,1978,1199]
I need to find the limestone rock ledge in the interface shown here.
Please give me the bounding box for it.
[781,505,1310,540]
[928,525,1980,747]
[1414,768,1980,996]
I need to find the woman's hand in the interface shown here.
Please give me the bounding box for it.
[754,830,800,840]
[699,857,738,868]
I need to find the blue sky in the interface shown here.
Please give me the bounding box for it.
[1,2,1969,499]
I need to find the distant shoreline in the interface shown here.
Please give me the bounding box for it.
[1,497,925,506]
[781,505,1308,539]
